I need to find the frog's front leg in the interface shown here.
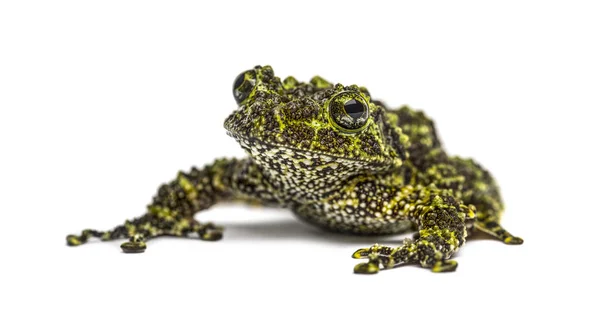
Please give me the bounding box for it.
[352,185,475,274]
[66,158,277,252]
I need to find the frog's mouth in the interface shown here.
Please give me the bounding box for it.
[227,130,402,165]
[226,131,397,167]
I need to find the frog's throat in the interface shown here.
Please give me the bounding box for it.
[231,135,393,203]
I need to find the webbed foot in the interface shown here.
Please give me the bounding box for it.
[352,241,460,273]
[67,215,224,252]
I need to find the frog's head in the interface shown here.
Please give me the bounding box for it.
[224,66,409,194]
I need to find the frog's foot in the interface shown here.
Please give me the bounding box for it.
[352,240,460,274]
[118,216,223,253]
[67,214,224,253]
[352,244,399,274]
[475,218,524,245]
[191,222,224,241]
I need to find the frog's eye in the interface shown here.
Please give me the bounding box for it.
[328,91,370,132]
[232,70,256,105]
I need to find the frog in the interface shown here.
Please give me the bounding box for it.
[66,65,523,273]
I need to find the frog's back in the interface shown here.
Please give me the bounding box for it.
[392,105,441,150]
[387,105,505,222]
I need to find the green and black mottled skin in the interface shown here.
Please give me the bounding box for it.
[67,65,523,273]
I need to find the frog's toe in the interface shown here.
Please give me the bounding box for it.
[352,247,370,259]
[503,236,524,245]
[66,235,83,246]
[352,243,387,259]
[431,260,458,273]
[198,222,224,241]
[120,241,147,253]
[354,262,380,274]
[200,230,223,241]
[475,220,524,246]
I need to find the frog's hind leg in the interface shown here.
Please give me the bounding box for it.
[447,156,524,245]
[66,159,242,252]
[474,214,523,245]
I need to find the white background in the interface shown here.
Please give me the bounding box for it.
[1,1,599,317]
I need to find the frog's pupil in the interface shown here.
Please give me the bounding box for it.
[344,99,365,119]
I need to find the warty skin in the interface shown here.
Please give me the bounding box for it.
[67,65,523,274]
